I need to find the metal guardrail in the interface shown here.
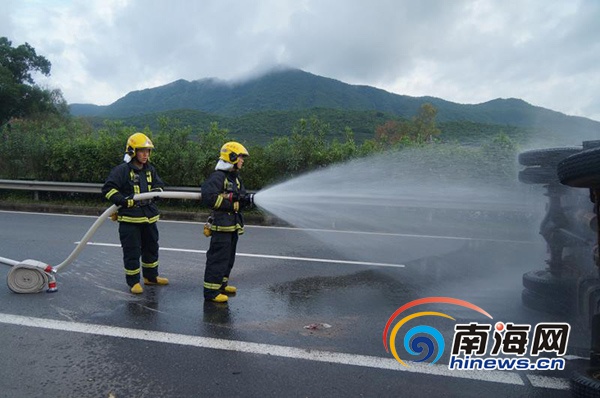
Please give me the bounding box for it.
[0,179,201,194]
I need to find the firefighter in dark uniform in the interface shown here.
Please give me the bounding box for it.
[102,132,168,294]
[201,141,254,303]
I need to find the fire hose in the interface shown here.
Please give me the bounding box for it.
[1,191,202,294]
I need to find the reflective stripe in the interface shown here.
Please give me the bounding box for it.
[147,171,152,190]
[214,195,223,209]
[125,268,140,276]
[211,175,244,233]
[126,199,135,208]
[204,282,221,290]
[142,261,159,269]
[117,215,160,224]
[211,224,244,234]
[222,277,229,283]
[130,170,141,195]
[106,189,118,200]
[223,178,241,191]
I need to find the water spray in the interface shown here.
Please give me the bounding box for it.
[0,191,201,294]
[251,150,544,268]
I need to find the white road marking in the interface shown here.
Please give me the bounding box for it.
[78,241,406,268]
[526,375,570,390]
[246,225,538,244]
[0,312,568,390]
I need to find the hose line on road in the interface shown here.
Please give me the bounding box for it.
[3,191,202,293]
[54,191,201,272]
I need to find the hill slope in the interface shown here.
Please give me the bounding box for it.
[70,67,600,136]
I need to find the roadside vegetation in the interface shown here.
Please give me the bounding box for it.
[0,108,519,190]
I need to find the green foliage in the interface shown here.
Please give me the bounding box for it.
[412,103,441,142]
[151,117,198,186]
[0,37,68,127]
[0,108,519,192]
[83,107,401,145]
[242,118,380,188]
[152,120,229,187]
[375,103,442,147]
[0,37,50,84]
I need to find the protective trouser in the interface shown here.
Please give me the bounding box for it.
[119,222,159,287]
[204,231,239,298]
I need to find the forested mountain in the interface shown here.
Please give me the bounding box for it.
[70,67,600,138]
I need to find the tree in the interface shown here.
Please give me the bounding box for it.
[375,120,410,144]
[412,103,441,142]
[374,103,440,145]
[0,37,67,127]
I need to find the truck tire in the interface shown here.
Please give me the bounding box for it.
[522,269,575,297]
[518,167,559,185]
[518,147,581,167]
[557,147,600,188]
[571,368,600,397]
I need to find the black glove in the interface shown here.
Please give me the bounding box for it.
[150,188,163,203]
[118,195,135,208]
[241,193,255,208]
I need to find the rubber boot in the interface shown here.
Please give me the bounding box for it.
[220,285,237,294]
[144,276,169,285]
[130,283,143,294]
[207,293,228,303]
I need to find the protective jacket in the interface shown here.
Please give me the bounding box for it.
[201,170,247,233]
[102,162,164,223]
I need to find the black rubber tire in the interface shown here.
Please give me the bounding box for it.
[557,147,600,188]
[571,368,600,397]
[521,288,571,315]
[518,147,582,167]
[518,167,559,185]
[522,269,575,297]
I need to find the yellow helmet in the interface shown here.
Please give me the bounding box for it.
[125,133,154,157]
[220,141,249,164]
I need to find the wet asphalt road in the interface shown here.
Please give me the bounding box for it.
[0,209,590,397]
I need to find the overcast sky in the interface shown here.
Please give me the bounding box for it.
[2,0,599,121]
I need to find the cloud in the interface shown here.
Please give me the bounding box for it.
[1,0,599,121]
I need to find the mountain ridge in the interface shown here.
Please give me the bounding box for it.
[69,67,600,136]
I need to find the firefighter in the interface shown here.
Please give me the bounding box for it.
[201,141,254,303]
[101,132,168,294]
